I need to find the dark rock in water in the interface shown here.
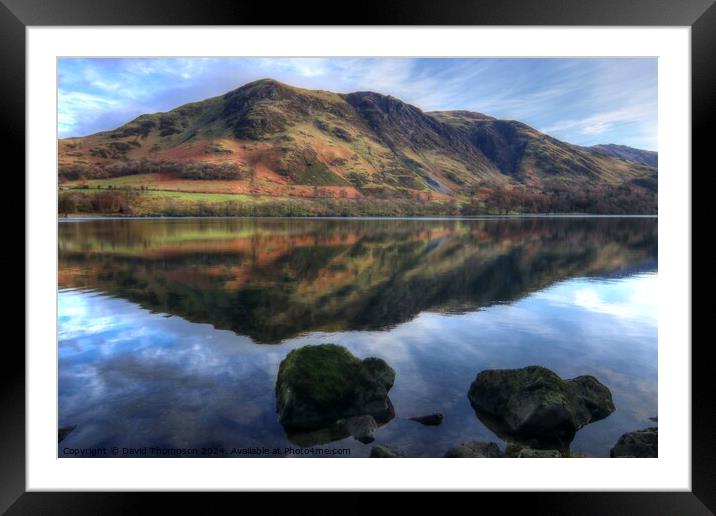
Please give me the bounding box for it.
[337,415,378,444]
[409,413,444,426]
[58,425,76,443]
[610,427,658,457]
[370,445,405,458]
[468,365,615,449]
[276,344,396,435]
[649,416,658,423]
[444,441,502,458]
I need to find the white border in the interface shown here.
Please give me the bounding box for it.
[27,27,691,491]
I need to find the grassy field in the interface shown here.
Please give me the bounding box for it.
[140,190,261,203]
[58,185,467,218]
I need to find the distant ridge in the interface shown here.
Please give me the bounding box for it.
[589,144,658,168]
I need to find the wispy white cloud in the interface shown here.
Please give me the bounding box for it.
[58,90,120,135]
[541,103,655,135]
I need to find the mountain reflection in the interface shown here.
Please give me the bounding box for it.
[59,217,657,343]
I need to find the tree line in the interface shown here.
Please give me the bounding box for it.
[461,184,656,215]
[59,189,656,218]
[59,159,244,182]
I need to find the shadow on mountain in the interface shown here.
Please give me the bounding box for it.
[59,217,657,343]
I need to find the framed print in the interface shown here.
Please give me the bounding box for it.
[6,0,711,512]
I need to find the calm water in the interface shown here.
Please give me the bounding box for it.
[58,217,657,457]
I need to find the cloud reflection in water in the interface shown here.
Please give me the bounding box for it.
[58,271,656,457]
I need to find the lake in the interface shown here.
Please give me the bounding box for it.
[58,217,657,457]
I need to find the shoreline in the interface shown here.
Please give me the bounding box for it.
[58,213,658,222]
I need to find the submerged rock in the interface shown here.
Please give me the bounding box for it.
[337,415,378,444]
[443,441,502,458]
[505,442,563,457]
[276,344,396,436]
[610,427,658,457]
[516,447,562,458]
[468,365,615,449]
[285,414,381,447]
[283,425,348,448]
[409,413,444,426]
[58,425,76,443]
[370,445,405,458]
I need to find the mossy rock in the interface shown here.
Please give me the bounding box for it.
[278,345,363,411]
[276,344,395,432]
[468,365,615,450]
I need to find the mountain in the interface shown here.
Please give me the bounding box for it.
[58,78,658,215]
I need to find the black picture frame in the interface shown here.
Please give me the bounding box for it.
[5,0,709,513]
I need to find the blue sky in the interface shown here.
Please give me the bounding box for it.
[58,57,657,150]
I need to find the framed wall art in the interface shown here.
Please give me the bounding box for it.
[6,0,710,513]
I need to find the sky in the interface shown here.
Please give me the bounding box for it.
[58,57,657,150]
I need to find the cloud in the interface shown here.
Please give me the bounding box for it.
[541,103,655,135]
[535,273,658,326]
[58,90,121,136]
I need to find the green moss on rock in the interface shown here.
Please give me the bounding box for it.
[276,344,395,432]
[277,344,363,410]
